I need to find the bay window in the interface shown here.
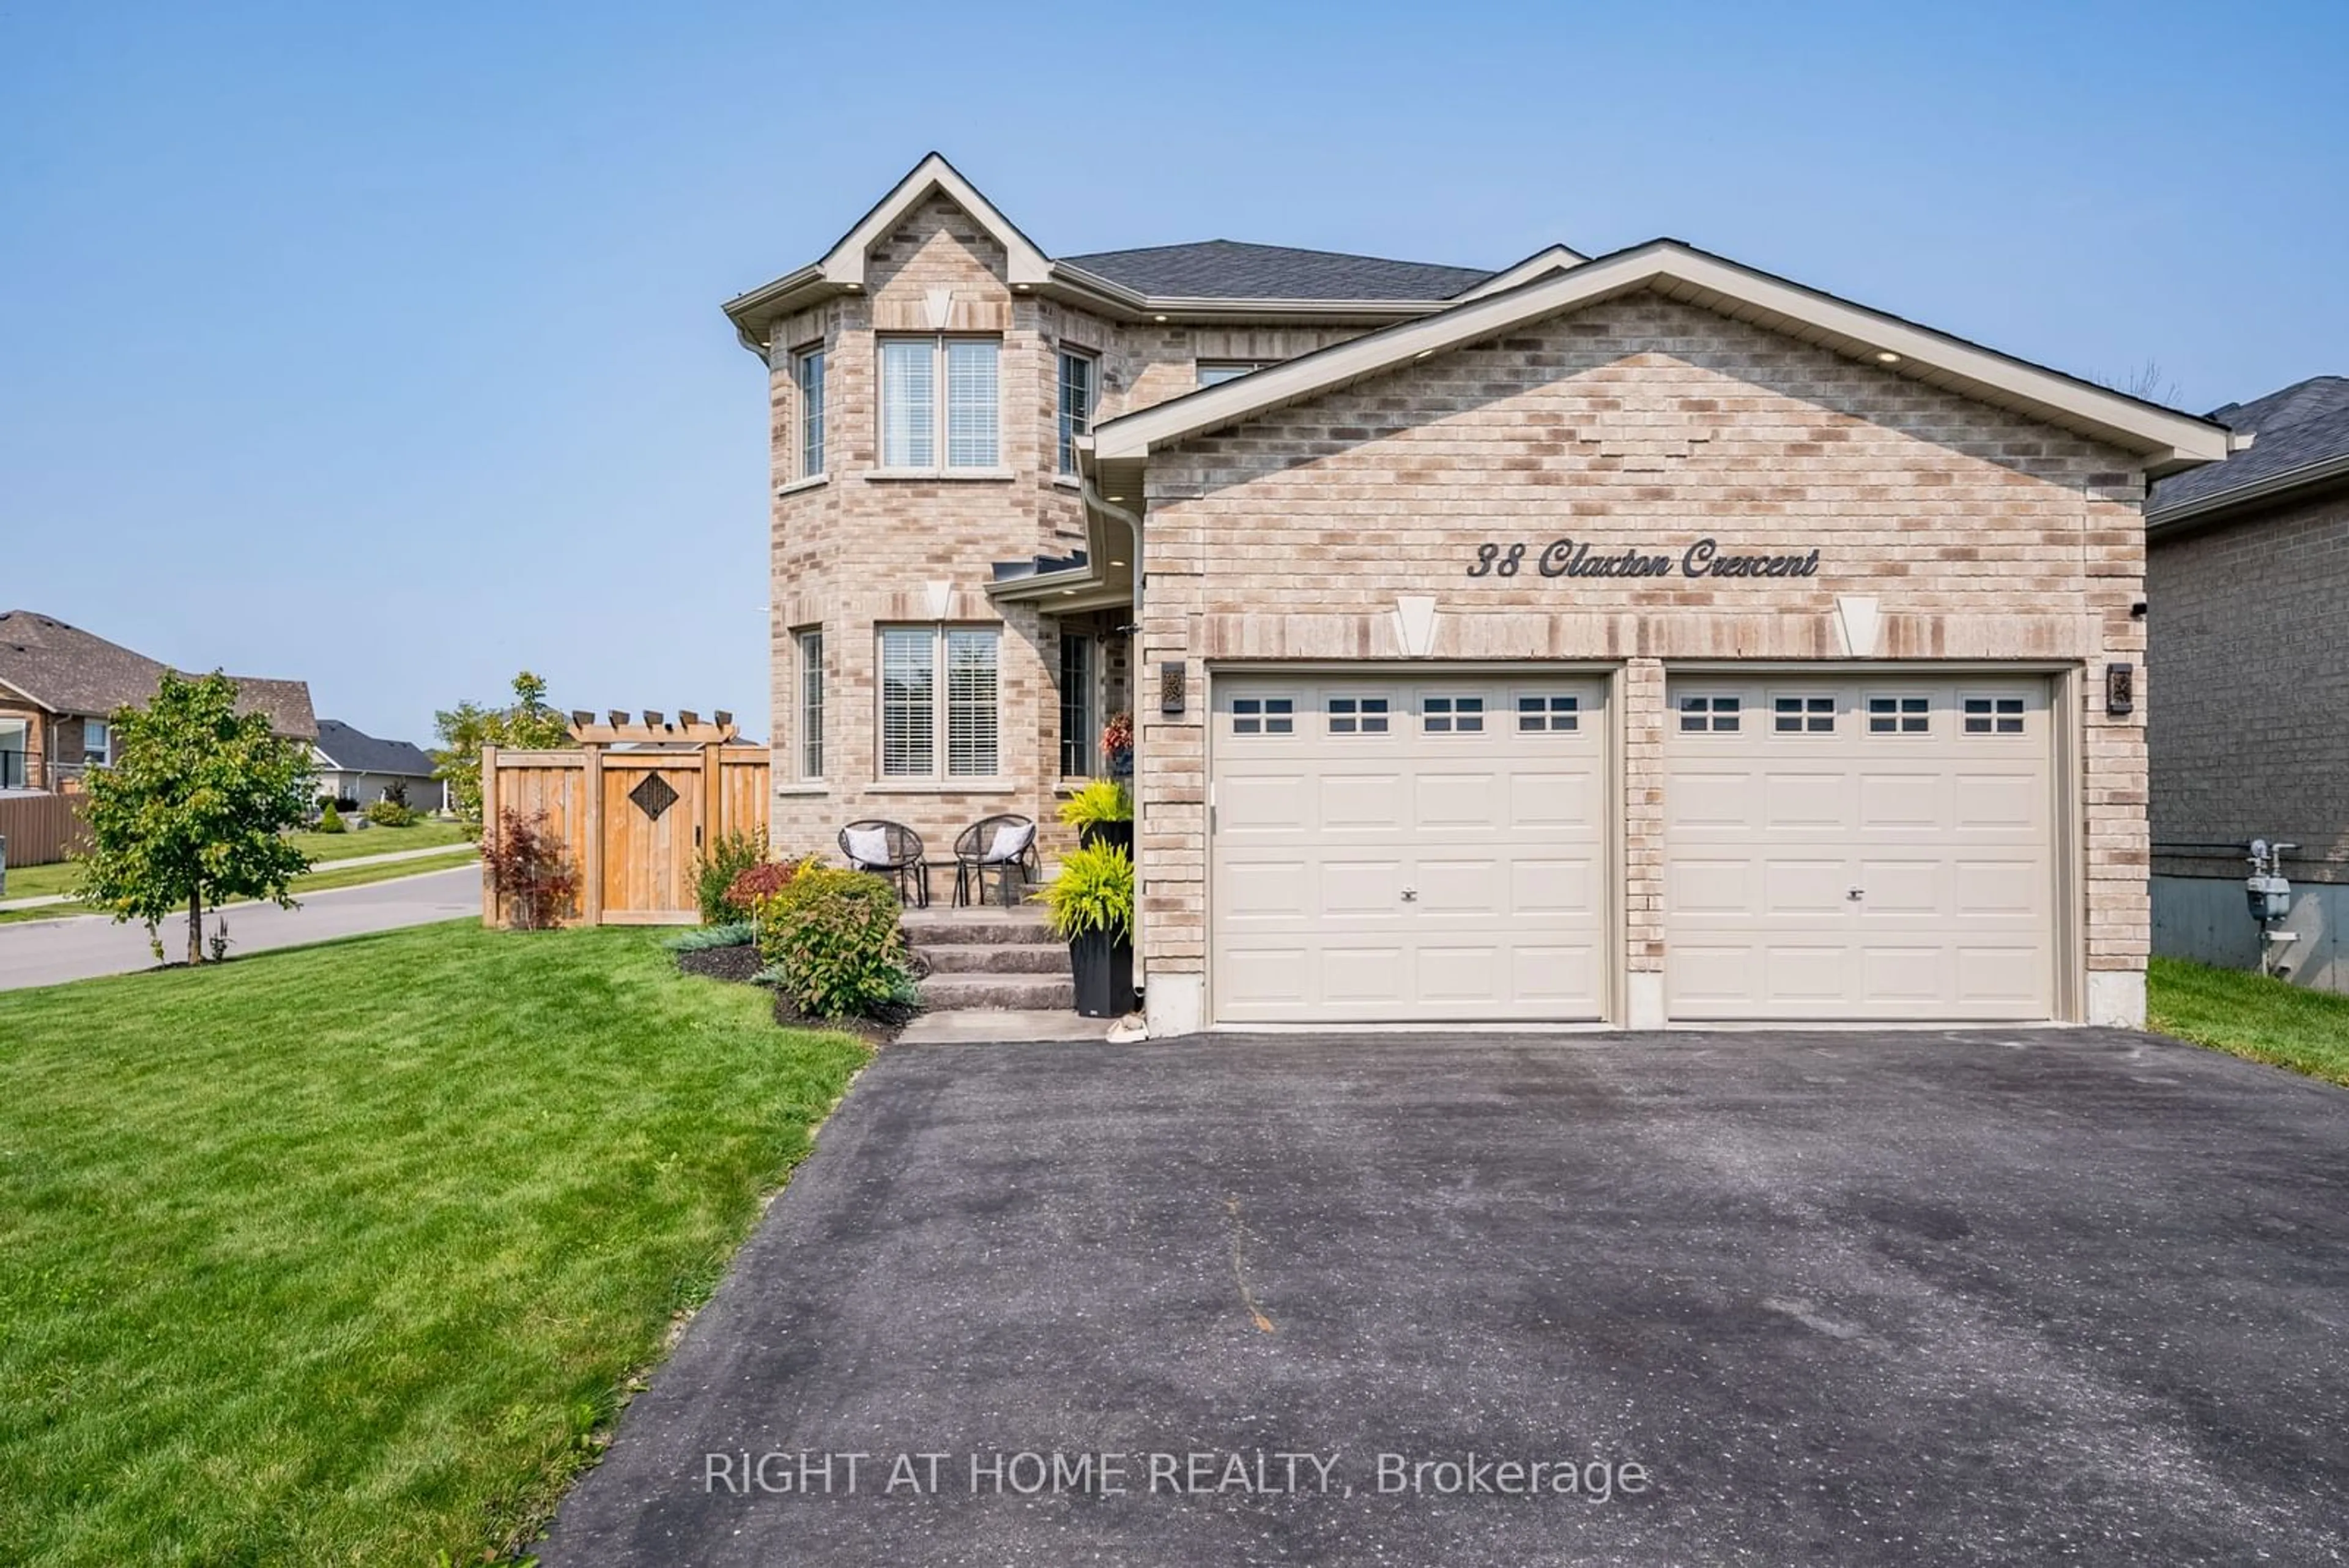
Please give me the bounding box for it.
[879,625,1000,779]
[880,337,1000,470]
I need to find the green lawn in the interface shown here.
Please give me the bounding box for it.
[2148,956,2349,1088]
[0,923,869,1566]
[1,819,473,905]
[0,847,481,926]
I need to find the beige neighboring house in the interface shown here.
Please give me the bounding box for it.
[724,153,2239,1034]
[0,609,317,792]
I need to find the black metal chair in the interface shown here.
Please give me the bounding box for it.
[839,820,929,908]
[954,814,1041,907]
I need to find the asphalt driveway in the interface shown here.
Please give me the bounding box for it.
[540,1030,2349,1567]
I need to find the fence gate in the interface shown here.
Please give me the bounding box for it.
[482,713,769,926]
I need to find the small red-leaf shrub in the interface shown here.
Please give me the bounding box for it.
[724,858,801,916]
[481,807,579,929]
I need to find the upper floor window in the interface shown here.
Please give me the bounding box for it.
[880,625,1000,778]
[792,346,826,477]
[83,718,111,767]
[1056,350,1096,475]
[1198,360,1275,387]
[880,337,999,470]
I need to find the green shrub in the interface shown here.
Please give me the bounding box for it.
[755,865,909,1019]
[363,798,417,828]
[1034,841,1134,943]
[314,803,347,834]
[1056,778,1132,831]
[694,829,770,925]
[661,921,755,951]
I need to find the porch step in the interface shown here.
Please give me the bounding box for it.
[918,972,1077,1011]
[919,942,1072,975]
[900,907,1058,946]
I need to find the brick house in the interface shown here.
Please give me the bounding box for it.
[2145,376,2349,991]
[723,154,2235,1034]
[0,609,317,792]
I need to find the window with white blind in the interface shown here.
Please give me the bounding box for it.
[878,625,1000,779]
[880,337,1000,469]
[796,630,823,779]
[1197,360,1275,386]
[793,346,825,477]
[1056,350,1095,474]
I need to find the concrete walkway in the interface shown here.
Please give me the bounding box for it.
[0,839,475,912]
[0,865,480,990]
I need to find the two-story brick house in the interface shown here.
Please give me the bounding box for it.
[724,155,2235,1035]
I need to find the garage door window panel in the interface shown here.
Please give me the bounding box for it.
[1680,695,1740,732]
[1518,695,1579,732]
[1327,696,1390,735]
[1963,696,2027,735]
[1423,696,1484,734]
[1231,697,1294,736]
[1868,696,1931,735]
[1773,696,1836,734]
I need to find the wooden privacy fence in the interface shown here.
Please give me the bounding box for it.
[0,792,90,871]
[483,717,770,926]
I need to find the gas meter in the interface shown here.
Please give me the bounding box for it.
[2246,840,2296,924]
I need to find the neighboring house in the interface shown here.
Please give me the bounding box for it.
[0,609,317,792]
[2146,376,2349,992]
[311,719,444,811]
[725,153,2235,1035]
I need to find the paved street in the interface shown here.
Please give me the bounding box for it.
[541,1029,2349,1568]
[0,866,480,990]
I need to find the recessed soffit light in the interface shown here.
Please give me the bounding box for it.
[1152,313,1168,323]
[1107,494,1126,502]
[1108,559,1127,567]
[1876,350,1901,364]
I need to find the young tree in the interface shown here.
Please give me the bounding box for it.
[77,671,315,965]
[432,670,572,831]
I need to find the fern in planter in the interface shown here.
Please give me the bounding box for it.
[1058,779,1132,852]
[1036,842,1135,1018]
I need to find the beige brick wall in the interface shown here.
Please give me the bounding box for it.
[760,193,1349,875]
[1136,294,2151,1005]
[2148,488,2349,883]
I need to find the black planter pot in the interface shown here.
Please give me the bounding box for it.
[1069,927,1135,1018]
[1078,820,1134,855]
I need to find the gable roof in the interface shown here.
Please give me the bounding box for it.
[1085,239,2238,483]
[1056,240,1493,302]
[0,610,317,738]
[313,719,433,776]
[2148,375,2349,529]
[721,154,1563,349]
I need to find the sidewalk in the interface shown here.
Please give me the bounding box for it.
[0,841,477,913]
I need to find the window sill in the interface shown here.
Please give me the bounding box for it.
[1050,472,1082,491]
[865,779,1019,795]
[862,467,1017,483]
[776,472,829,497]
[774,782,829,795]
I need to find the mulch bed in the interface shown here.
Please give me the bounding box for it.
[675,943,913,1047]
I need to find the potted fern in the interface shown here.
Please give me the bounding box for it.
[1058,778,1132,855]
[1035,840,1134,1017]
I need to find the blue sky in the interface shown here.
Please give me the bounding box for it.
[2,1,2342,744]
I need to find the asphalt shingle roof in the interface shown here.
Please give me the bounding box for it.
[1056,239,1493,302]
[0,610,317,739]
[2149,375,2349,519]
[313,719,434,777]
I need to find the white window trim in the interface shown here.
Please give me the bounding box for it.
[795,628,824,782]
[875,623,1004,784]
[83,718,111,767]
[877,335,1001,474]
[1056,347,1097,476]
[792,343,826,480]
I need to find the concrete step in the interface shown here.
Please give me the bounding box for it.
[919,942,1072,976]
[918,972,1077,1011]
[901,908,1058,947]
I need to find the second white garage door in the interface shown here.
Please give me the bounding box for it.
[1663,675,2059,1021]
[1211,674,1609,1024]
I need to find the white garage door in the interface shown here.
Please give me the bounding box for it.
[1663,675,2058,1021]
[1211,674,1609,1024]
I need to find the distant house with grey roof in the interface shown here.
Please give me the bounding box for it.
[0,610,316,793]
[310,719,444,812]
[2147,376,2349,991]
